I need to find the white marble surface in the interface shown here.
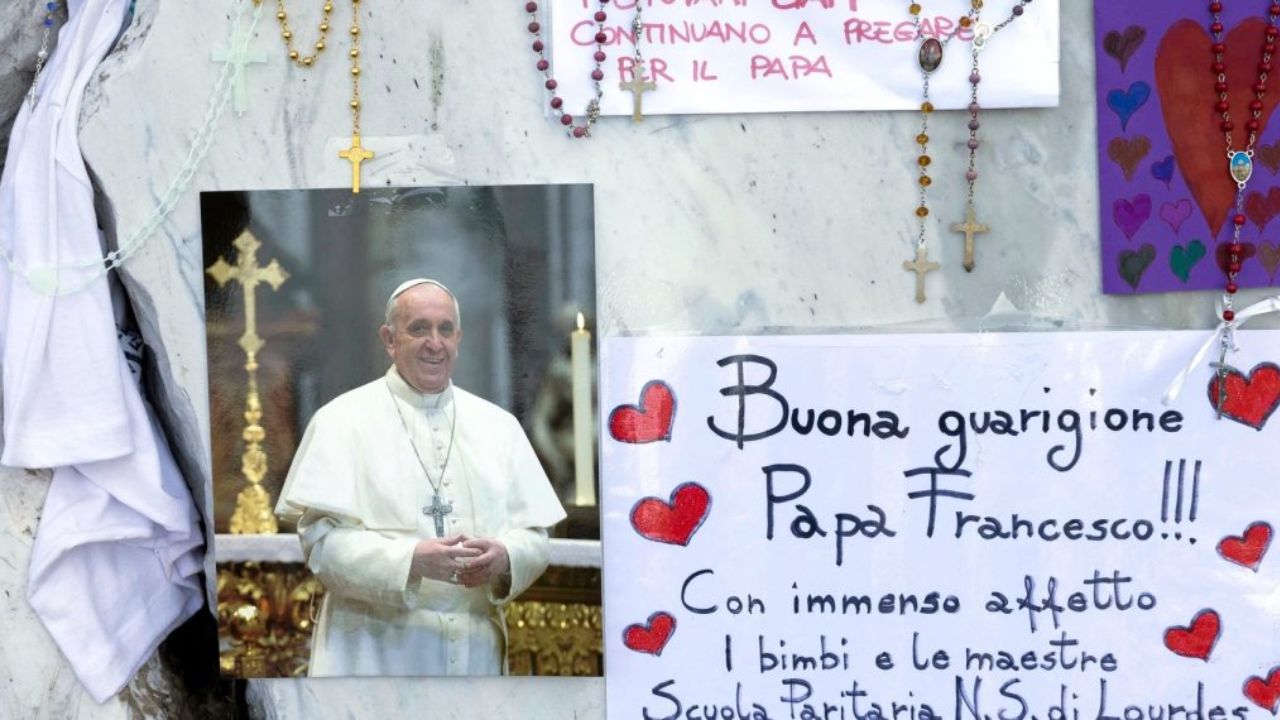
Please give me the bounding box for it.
[5,0,1276,716]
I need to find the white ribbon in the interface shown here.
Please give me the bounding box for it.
[1163,295,1280,404]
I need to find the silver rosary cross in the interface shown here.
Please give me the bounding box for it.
[1210,336,1235,420]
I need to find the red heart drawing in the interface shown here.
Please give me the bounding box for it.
[1163,609,1221,661]
[1218,522,1274,571]
[630,482,711,546]
[1244,667,1280,714]
[1207,362,1280,430]
[623,611,676,656]
[1246,187,1280,231]
[608,380,676,443]
[1157,19,1280,238]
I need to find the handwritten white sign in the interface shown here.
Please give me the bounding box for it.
[547,0,1060,117]
[601,331,1280,720]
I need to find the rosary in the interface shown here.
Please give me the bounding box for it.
[904,0,1034,303]
[523,0,656,138]
[259,0,372,192]
[26,2,61,109]
[1206,0,1280,414]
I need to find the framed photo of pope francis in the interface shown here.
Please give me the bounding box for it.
[200,185,601,679]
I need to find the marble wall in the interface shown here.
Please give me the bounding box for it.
[4,0,1272,717]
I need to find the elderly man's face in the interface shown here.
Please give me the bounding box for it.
[379,284,462,393]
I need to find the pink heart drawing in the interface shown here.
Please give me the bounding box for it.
[1160,199,1194,235]
[1114,194,1153,240]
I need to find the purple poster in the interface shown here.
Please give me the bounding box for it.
[1095,3,1280,294]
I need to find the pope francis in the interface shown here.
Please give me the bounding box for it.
[276,278,567,676]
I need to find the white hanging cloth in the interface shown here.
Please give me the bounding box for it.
[0,0,132,468]
[0,0,204,702]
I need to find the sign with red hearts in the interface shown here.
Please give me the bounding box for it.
[601,331,1280,720]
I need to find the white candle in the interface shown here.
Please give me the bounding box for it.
[571,312,596,506]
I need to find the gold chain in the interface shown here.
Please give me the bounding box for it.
[348,0,362,134]
[257,0,371,192]
[272,0,333,66]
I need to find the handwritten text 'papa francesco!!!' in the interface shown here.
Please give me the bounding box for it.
[701,355,1184,563]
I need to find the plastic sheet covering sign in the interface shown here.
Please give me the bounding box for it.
[547,0,1060,117]
[599,331,1280,720]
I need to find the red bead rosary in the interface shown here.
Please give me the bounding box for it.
[525,0,609,138]
[1208,0,1280,322]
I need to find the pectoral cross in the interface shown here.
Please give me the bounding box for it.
[423,494,453,537]
[338,134,375,194]
[951,207,989,272]
[619,61,657,122]
[211,13,267,116]
[903,246,941,304]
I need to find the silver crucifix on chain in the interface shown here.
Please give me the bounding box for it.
[423,493,453,537]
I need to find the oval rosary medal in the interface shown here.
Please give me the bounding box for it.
[918,38,943,73]
[1230,151,1253,186]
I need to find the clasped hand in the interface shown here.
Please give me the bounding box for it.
[410,535,508,589]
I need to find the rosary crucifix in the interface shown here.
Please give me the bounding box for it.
[618,5,655,122]
[210,9,267,116]
[619,61,656,122]
[951,207,989,272]
[339,135,374,194]
[903,246,941,304]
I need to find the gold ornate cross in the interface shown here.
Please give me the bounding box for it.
[903,246,941,304]
[619,61,657,123]
[207,229,289,534]
[207,230,289,363]
[950,207,990,272]
[338,134,375,193]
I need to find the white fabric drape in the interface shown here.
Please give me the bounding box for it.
[0,0,203,702]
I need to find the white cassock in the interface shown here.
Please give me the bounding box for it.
[275,366,566,676]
